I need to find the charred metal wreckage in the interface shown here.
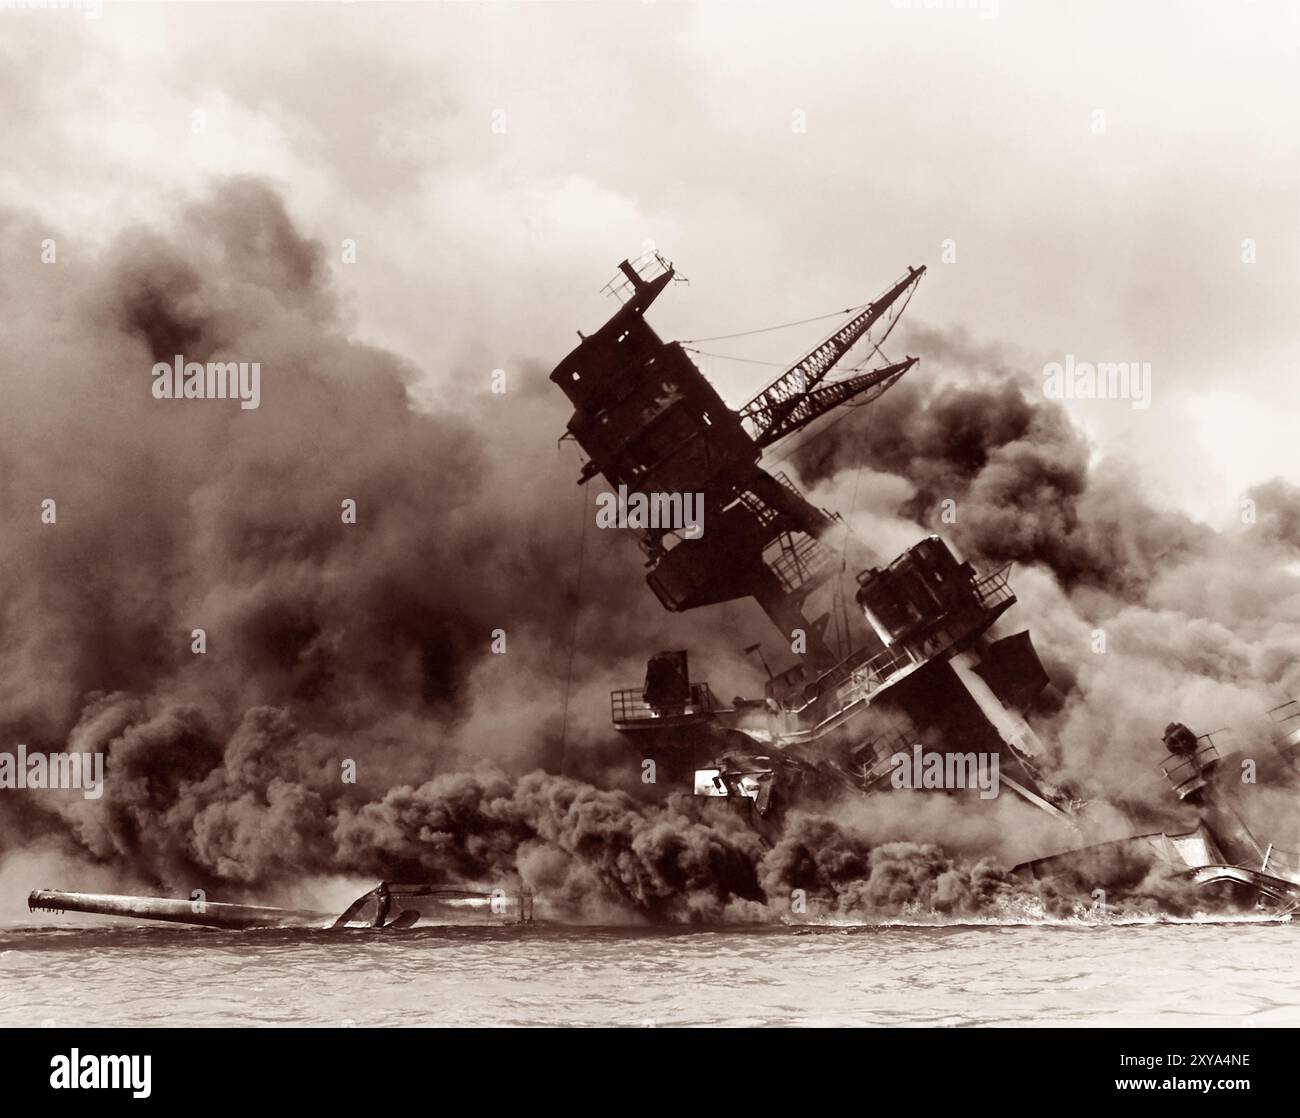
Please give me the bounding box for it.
[551,251,1300,913]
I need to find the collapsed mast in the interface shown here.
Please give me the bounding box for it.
[549,252,925,669]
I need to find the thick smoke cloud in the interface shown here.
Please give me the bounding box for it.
[1,181,1294,924]
[0,178,760,906]
[793,321,1300,825]
[1249,478,1300,552]
[795,324,1209,597]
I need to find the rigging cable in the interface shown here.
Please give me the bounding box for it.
[764,275,922,653]
[680,305,864,345]
[835,391,880,657]
[559,466,590,777]
[761,271,923,463]
[680,348,790,368]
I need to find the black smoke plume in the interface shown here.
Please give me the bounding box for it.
[1,183,1295,923]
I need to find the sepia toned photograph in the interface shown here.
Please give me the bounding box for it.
[0,0,1297,1071]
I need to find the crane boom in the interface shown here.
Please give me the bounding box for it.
[738,265,925,443]
[748,357,917,448]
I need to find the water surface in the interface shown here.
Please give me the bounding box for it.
[2,920,1296,1027]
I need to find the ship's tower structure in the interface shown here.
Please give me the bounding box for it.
[550,252,924,672]
[551,253,1073,824]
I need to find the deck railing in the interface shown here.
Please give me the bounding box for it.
[611,682,716,724]
[1157,742,1221,797]
[973,564,1015,612]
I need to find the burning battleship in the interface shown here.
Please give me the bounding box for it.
[28,249,1300,929]
[549,251,1300,914]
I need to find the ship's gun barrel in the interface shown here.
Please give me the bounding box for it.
[27,889,329,929]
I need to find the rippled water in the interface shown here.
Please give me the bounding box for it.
[1,920,1297,1027]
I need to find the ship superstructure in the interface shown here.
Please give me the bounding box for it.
[548,254,1300,914]
[550,253,1074,828]
[551,252,921,667]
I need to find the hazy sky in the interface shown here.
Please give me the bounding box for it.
[3,0,1296,520]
